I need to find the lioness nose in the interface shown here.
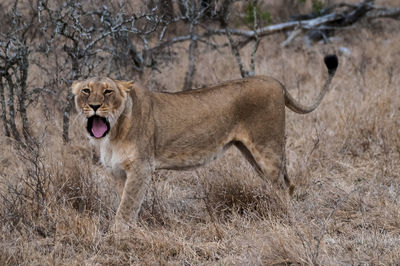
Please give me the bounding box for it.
[90,104,101,111]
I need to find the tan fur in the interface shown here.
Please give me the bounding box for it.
[72,61,337,231]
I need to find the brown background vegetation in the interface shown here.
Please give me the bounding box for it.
[1,0,400,264]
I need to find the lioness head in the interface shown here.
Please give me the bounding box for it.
[71,77,132,139]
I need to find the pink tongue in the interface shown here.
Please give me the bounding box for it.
[92,117,107,138]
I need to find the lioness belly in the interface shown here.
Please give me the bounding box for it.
[155,142,233,170]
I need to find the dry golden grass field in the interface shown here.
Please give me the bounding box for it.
[1,1,400,265]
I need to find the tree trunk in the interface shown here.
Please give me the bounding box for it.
[178,1,186,16]
[201,0,215,18]
[160,0,174,20]
[5,74,21,141]
[62,90,74,143]
[0,78,10,137]
[18,52,30,141]
[62,58,80,143]
[218,0,233,26]
[183,38,198,91]
[149,0,174,20]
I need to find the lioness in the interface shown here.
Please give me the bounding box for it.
[72,55,338,230]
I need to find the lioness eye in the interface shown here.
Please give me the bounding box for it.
[104,89,113,95]
[82,88,90,94]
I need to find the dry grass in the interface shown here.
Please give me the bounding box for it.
[2,6,400,265]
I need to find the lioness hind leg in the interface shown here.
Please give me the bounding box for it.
[235,139,293,194]
[281,144,295,196]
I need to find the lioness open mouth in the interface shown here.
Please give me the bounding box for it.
[87,115,110,138]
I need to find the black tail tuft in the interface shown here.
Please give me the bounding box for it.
[324,54,338,75]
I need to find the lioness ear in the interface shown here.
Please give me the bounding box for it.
[114,80,133,91]
[71,80,81,95]
[114,80,133,97]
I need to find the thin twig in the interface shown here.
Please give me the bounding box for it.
[249,0,260,76]
[226,30,248,78]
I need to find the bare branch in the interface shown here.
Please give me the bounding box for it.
[367,7,400,19]
[183,36,198,91]
[249,0,260,77]
[281,27,302,48]
[208,12,343,38]
[226,30,248,78]
[0,78,10,137]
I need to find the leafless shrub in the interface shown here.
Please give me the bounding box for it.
[0,137,54,236]
[199,171,289,221]
[0,1,34,143]
[135,175,173,227]
[56,155,109,216]
[0,135,112,238]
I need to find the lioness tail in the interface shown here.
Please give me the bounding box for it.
[283,55,338,114]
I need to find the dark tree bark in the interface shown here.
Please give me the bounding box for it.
[183,38,198,91]
[178,1,186,16]
[62,57,80,144]
[201,0,215,18]
[160,0,174,20]
[17,50,31,141]
[218,0,233,26]
[149,0,174,20]
[5,74,21,142]
[0,78,10,138]
[62,91,74,144]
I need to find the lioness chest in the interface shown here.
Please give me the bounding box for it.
[96,139,130,180]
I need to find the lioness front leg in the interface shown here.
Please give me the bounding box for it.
[113,160,152,231]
